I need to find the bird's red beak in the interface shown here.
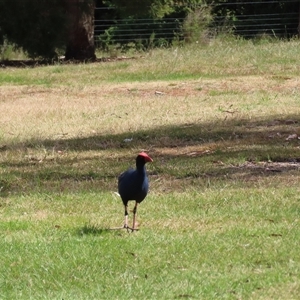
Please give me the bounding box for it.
[138,152,153,162]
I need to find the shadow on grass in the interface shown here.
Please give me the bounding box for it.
[1,114,300,195]
[77,224,113,236]
[0,57,133,68]
[76,223,131,236]
[4,113,299,153]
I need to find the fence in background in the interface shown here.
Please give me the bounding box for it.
[94,1,299,49]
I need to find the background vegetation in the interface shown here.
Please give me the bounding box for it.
[0,0,298,59]
[0,0,67,59]
[0,38,300,298]
[97,0,299,51]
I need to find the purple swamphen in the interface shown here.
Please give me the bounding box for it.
[118,152,153,231]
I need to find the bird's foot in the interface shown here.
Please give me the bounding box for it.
[109,225,139,232]
[124,224,139,232]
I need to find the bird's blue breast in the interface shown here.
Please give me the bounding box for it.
[118,168,149,203]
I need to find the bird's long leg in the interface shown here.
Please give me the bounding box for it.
[109,204,129,230]
[124,205,129,230]
[132,202,138,231]
[108,203,137,232]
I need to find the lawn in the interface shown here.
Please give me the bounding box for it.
[0,38,300,299]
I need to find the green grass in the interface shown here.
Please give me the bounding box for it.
[1,38,300,87]
[1,38,300,299]
[1,189,299,299]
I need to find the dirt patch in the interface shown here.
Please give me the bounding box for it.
[110,75,300,96]
[232,160,300,173]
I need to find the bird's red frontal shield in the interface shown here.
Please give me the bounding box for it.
[138,152,153,162]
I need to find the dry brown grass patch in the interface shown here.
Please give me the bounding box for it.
[1,75,300,144]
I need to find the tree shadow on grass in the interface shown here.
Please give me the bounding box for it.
[4,113,299,152]
[1,114,300,195]
[0,57,133,68]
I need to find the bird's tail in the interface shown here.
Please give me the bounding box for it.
[113,192,120,197]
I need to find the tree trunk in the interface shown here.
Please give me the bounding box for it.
[64,0,96,61]
[298,1,300,38]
